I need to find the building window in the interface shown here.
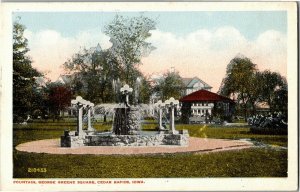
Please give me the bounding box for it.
[206,102,208,106]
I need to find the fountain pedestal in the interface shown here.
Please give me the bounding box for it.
[112,106,141,135]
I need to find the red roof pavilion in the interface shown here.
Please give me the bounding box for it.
[179,90,234,103]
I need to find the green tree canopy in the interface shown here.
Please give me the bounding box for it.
[135,76,152,104]
[13,19,42,121]
[45,82,73,119]
[219,55,288,118]
[64,15,156,104]
[272,83,287,116]
[256,71,286,104]
[104,15,156,84]
[219,55,258,118]
[64,46,122,103]
[256,70,287,113]
[155,71,184,101]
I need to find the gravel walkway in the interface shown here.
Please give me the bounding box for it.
[15,137,253,155]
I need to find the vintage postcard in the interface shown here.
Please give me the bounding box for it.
[0,2,298,191]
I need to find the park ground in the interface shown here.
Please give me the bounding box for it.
[13,119,287,178]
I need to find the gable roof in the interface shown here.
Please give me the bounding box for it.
[34,76,46,87]
[182,77,212,89]
[179,89,234,103]
[56,75,72,84]
[182,78,193,86]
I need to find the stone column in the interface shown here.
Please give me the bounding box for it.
[165,97,179,134]
[87,107,92,131]
[72,96,89,136]
[87,102,94,131]
[77,104,84,136]
[171,107,175,133]
[155,100,165,130]
[159,107,163,129]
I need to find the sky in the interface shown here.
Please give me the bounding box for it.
[13,11,287,92]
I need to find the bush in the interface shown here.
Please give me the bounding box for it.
[248,113,287,135]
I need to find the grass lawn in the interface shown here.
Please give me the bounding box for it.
[13,120,287,178]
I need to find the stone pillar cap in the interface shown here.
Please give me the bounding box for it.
[120,84,133,93]
[165,97,179,105]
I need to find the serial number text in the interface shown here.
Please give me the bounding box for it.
[27,168,47,173]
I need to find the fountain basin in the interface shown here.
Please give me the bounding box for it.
[61,130,189,147]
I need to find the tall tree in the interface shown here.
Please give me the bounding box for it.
[104,15,156,85]
[256,70,286,112]
[64,46,121,103]
[155,71,184,101]
[272,83,288,117]
[136,76,152,104]
[46,82,73,120]
[64,15,156,104]
[219,55,257,118]
[13,19,42,121]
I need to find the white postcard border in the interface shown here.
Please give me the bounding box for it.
[0,2,298,191]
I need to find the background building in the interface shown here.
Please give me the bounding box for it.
[182,77,212,95]
[179,89,235,123]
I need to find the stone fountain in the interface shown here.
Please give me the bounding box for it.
[61,84,189,148]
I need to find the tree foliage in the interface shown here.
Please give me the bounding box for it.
[104,15,156,84]
[256,70,287,110]
[219,56,257,118]
[255,71,288,117]
[136,76,152,104]
[46,83,73,119]
[272,83,287,116]
[219,55,288,118]
[13,19,42,121]
[180,102,192,124]
[64,15,156,104]
[64,47,122,103]
[154,71,184,101]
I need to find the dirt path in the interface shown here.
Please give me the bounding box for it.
[15,137,253,155]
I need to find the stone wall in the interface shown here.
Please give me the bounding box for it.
[61,135,85,147]
[61,130,189,147]
[127,107,141,135]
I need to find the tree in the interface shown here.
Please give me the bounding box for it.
[46,83,73,120]
[272,83,288,118]
[155,71,185,101]
[136,76,152,104]
[13,19,42,122]
[64,46,122,103]
[219,55,258,119]
[256,70,287,112]
[104,15,156,85]
[219,55,288,119]
[180,102,192,124]
[64,15,156,104]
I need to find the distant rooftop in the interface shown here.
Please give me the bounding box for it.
[182,77,212,89]
[180,89,234,103]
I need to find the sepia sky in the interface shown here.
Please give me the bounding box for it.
[13,11,287,92]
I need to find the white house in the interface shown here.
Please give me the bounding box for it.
[182,77,212,96]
